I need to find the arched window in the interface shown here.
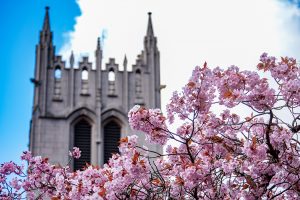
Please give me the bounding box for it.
[108,68,116,96]
[103,121,121,164]
[81,68,88,80]
[135,69,143,104]
[108,68,115,81]
[53,66,62,100]
[54,66,62,79]
[135,69,141,75]
[81,67,89,95]
[74,119,91,170]
[135,69,141,90]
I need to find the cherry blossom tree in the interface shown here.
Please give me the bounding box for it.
[1,53,300,199]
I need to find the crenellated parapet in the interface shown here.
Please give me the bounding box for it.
[38,34,160,116]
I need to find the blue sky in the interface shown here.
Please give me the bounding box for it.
[0,0,80,164]
[1,0,300,164]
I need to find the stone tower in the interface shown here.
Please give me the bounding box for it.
[29,7,162,170]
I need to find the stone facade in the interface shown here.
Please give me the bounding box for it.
[29,7,162,167]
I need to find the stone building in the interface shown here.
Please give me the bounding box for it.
[29,7,162,170]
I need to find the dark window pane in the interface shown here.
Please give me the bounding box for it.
[74,119,91,170]
[104,121,120,164]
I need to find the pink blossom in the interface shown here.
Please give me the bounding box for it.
[69,147,81,159]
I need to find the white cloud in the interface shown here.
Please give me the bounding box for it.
[59,0,300,111]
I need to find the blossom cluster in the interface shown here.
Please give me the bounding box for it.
[1,54,300,199]
[0,137,151,199]
[258,53,300,106]
[128,105,168,145]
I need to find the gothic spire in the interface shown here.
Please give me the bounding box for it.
[42,6,51,32]
[144,12,157,52]
[146,12,154,37]
[39,6,53,44]
[123,54,128,69]
[70,51,74,68]
[96,37,101,51]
